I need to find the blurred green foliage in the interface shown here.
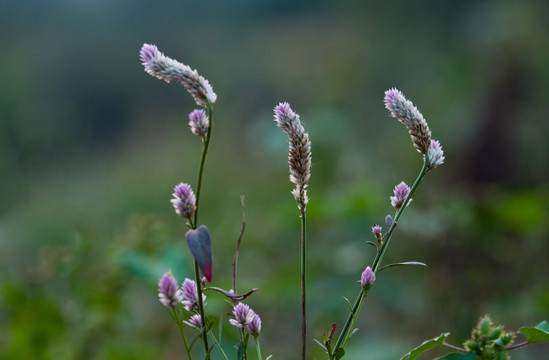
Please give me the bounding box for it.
[1,0,548,359]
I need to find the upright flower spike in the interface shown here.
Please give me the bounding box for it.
[140,43,217,107]
[372,224,383,243]
[229,303,256,329]
[384,88,432,154]
[273,102,312,213]
[390,181,411,210]
[427,139,445,169]
[158,272,184,307]
[188,109,209,137]
[183,314,203,330]
[171,183,197,219]
[247,312,262,337]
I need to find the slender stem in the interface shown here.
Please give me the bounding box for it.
[330,156,430,359]
[233,196,247,293]
[442,342,468,353]
[194,262,209,358]
[506,340,531,351]
[209,333,230,360]
[254,336,263,360]
[301,210,307,360]
[172,307,193,359]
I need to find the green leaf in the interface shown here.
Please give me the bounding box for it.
[333,348,345,360]
[185,225,212,282]
[435,352,477,360]
[378,261,427,272]
[519,321,549,343]
[400,332,450,360]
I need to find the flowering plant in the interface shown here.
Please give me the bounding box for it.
[140,43,548,360]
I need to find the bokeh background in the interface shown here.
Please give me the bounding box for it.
[1,0,548,359]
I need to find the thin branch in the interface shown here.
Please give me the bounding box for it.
[233,195,247,294]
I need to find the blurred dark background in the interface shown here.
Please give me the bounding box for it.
[1,0,548,359]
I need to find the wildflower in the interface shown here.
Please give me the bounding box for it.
[171,183,196,219]
[427,140,445,169]
[360,266,376,289]
[390,181,411,210]
[188,109,209,137]
[181,278,206,312]
[384,88,431,154]
[273,102,312,212]
[372,225,383,242]
[140,43,217,107]
[247,312,262,337]
[229,303,256,329]
[158,272,184,307]
[183,314,203,330]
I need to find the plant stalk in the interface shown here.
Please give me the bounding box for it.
[301,210,307,360]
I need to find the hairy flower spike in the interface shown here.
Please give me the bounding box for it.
[273,102,312,212]
[171,183,197,219]
[140,43,217,107]
[247,312,262,337]
[372,225,383,242]
[183,314,203,330]
[181,278,206,312]
[390,182,411,210]
[158,273,184,307]
[427,139,445,169]
[384,88,432,154]
[360,266,376,289]
[188,109,209,137]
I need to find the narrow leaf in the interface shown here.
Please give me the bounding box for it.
[379,261,427,272]
[313,338,328,351]
[519,321,549,343]
[333,348,345,360]
[204,286,258,301]
[400,332,450,360]
[435,352,477,360]
[185,225,213,282]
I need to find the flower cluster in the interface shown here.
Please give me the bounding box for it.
[229,303,262,337]
[171,183,197,219]
[158,273,184,307]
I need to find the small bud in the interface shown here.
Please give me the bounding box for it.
[360,266,376,289]
[188,109,209,137]
[158,272,184,307]
[372,224,383,243]
[385,214,393,227]
[390,182,411,210]
[427,140,445,169]
[171,183,197,219]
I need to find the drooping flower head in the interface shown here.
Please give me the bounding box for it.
[427,140,445,169]
[384,88,431,154]
[140,43,217,107]
[171,183,196,219]
[360,266,376,289]
[229,303,256,329]
[158,272,184,307]
[390,181,411,210]
[273,102,312,212]
[181,278,206,312]
[188,109,210,137]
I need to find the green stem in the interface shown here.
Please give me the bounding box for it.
[194,261,209,358]
[254,336,263,360]
[301,210,307,360]
[209,333,230,360]
[172,307,193,359]
[330,156,430,359]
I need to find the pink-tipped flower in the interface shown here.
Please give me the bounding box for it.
[372,225,383,242]
[229,303,256,329]
[158,272,184,307]
[384,88,431,154]
[171,183,196,219]
[273,102,312,213]
[390,181,411,210]
[188,109,209,137]
[247,312,262,337]
[360,266,376,289]
[427,140,445,169]
[183,314,203,330]
[140,43,217,107]
[181,278,206,312]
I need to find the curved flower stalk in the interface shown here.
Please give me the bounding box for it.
[329,89,444,359]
